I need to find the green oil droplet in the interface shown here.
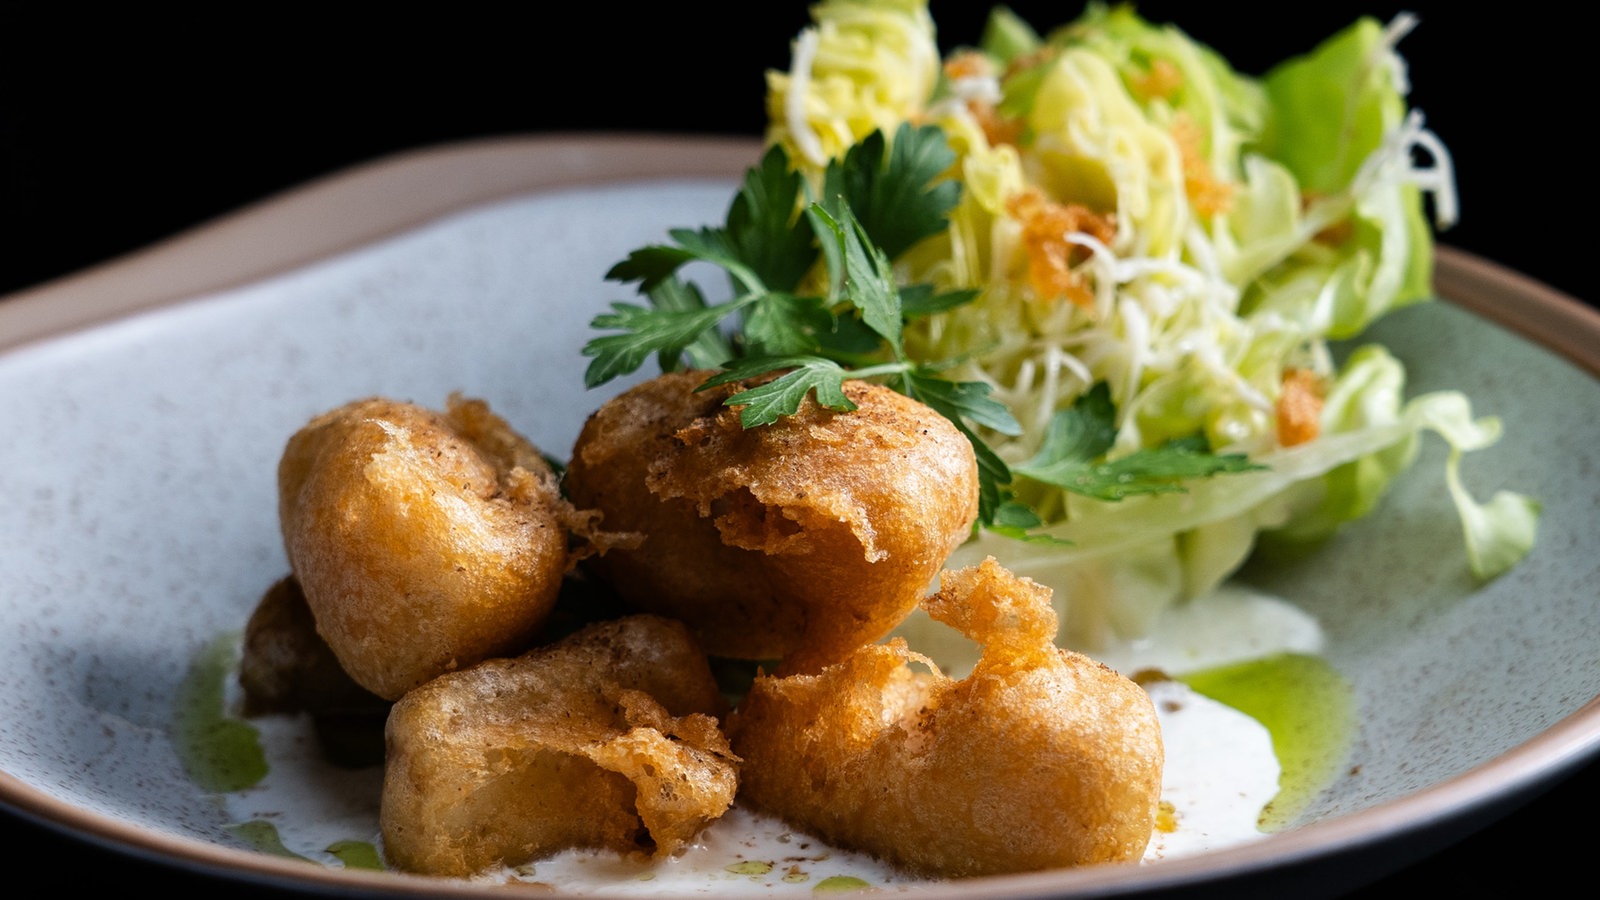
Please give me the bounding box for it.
[726,860,774,876]
[226,820,308,859]
[814,874,872,892]
[327,840,385,870]
[172,632,267,793]
[1179,652,1354,830]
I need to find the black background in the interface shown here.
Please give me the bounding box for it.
[1,2,1593,897]
[2,2,1589,303]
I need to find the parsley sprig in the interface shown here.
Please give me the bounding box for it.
[584,124,1025,526]
[581,123,1266,535]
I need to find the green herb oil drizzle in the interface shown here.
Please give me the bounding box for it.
[1178,652,1355,830]
[172,631,267,793]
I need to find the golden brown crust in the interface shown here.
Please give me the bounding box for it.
[726,557,1164,878]
[277,394,570,700]
[237,575,392,766]
[380,615,738,876]
[564,371,980,672]
[238,575,389,714]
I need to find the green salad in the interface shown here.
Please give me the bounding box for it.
[583,0,1539,649]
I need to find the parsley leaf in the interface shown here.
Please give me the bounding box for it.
[740,292,833,357]
[1014,382,1267,501]
[590,124,961,388]
[821,123,962,260]
[700,356,856,428]
[900,283,981,317]
[902,373,1021,437]
[901,370,1020,525]
[805,201,903,355]
[725,144,818,292]
[641,276,732,370]
[581,301,730,389]
[986,499,1058,543]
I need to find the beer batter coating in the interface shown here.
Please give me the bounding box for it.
[381,614,738,876]
[278,394,596,700]
[726,557,1164,877]
[564,371,980,673]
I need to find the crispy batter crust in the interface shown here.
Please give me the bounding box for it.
[564,371,980,673]
[726,557,1164,877]
[380,615,738,876]
[278,394,571,700]
[238,575,392,766]
[238,575,380,716]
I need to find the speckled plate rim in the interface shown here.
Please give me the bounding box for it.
[2,134,1599,899]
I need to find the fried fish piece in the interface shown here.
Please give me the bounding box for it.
[237,575,390,767]
[380,614,738,877]
[564,371,979,674]
[726,557,1164,878]
[238,575,382,717]
[278,394,597,700]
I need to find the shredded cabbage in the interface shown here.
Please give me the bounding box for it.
[766,0,1538,649]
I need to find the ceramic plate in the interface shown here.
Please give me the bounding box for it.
[2,136,1597,899]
